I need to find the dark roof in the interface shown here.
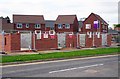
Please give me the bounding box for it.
[13,15,45,23]
[78,21,83,28]
[45,20,55,28]
[108,29,118,34]
[55,15,77,24]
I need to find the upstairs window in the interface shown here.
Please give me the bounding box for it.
[26,24,29,28]
[58,24,62,29]
[65,24,70,29]
[86,24,91,29]
[16,23,22,28]
[35,24,41,28]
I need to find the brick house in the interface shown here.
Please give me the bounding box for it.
[81,13,110,47]
[0,13,112,53]
[82,13,108,33]
[0,16,13,33]
[54,15,79,33]
[13,15,45,32]
[45,20,55,31]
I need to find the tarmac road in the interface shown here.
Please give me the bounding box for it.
[1,55,119,77]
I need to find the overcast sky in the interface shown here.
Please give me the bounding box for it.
[0,0,119,28]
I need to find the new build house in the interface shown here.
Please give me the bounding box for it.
[0,13,112,53]
[13,15,45,32]
[55,15,79,33]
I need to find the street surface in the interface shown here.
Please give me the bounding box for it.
[1,55,119,77]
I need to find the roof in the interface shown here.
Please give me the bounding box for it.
[84,13,108,25]
[55,15,77,24]
[108,29,118,34]
[94,13,108,25]
[78,21,83,28]
[13,15,45,23]
[45,20,55,28]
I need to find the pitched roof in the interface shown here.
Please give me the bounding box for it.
[108,29,118,34]
[78,21,83,28]
[93,13,108,25]
[13,15,45,23]
[84,13,108,25]
[55,15,77,24]
[45,20,55,28]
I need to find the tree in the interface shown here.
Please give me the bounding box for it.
[114,24,120,27]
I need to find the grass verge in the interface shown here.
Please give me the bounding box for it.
[1,47,119,63]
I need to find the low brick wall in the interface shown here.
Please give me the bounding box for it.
[0,32,112,53]
[66,34,77,48]
[107,34,112,46]
[0,34,2,51]
[33,34,58,51]
[4,33,20,52]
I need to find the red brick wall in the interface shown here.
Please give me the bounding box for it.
[2,33,20,52]
[85,35,93,48]
[32,34,57,50]
[55,17,79,33]
[66,34,77,48]
[14,23,45,31]
[94,34,102,47]
[0,34,2,51]
[4,34,11,52]
[82,14,108,33]
[10,33,20,51]
[107,34,112,46]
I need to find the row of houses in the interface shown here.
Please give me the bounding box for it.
[0,13,111,53]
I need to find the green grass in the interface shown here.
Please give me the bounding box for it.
[1,47,119,63]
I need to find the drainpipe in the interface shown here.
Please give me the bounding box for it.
[93,32,95,47]
[76,33,79,48]
[34,31,36,50]
[2,30,5,53]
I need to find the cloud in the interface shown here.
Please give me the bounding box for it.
[0,0,119,27]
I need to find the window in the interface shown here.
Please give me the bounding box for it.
[26,24,29,28]
[58,24,62,29]
[86,24,91,29]
[35,24,41,28]
[65,24,70,29]
[87,32,92,38]
[16,23,22,28]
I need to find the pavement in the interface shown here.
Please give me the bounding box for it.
[1,55,119,77]
[1,46,118,56]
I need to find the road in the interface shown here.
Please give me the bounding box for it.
[1,55,119,77]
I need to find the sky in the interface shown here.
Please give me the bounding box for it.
[0,0,119,28]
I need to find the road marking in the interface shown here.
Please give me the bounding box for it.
[1,55,117,68]
[49,63,104,74]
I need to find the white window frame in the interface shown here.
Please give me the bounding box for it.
[58,24,62,29]
[16,23,22,28]
[65,24,70,29]
[26,24,29,28]
[86,24,91,29]
[35,24,41,28]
